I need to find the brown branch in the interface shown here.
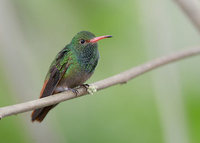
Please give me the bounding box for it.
[174,0,200,32]
[0,47,200,119]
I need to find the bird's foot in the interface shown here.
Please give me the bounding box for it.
[68,88,79,96]
[80,84,89,90]
[86,84,97,95]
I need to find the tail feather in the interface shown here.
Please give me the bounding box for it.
[32,79,57,122]
[31,105,55,122]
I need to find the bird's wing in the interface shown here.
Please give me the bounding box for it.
[31,47,71,122]
[40,47,70,98]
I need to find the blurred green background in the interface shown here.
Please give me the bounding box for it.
[0,0,200,143]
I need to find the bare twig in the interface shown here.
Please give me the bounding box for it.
[0,47,200,119]
[174,0,200,32]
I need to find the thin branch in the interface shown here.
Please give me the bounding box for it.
[0,47,200,119]
[174,0,200,32]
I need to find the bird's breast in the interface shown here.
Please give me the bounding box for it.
[58,66,93,88]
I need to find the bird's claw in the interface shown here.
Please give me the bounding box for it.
[80,84,90,90]
[68,88,79,96]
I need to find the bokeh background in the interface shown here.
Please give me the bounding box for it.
[0,0,200,143]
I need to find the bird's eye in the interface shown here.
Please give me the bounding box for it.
[80,39,85,44]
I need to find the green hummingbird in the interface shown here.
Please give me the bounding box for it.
[31,31,112,122]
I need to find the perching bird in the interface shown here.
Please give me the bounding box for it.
[31,31,112,122]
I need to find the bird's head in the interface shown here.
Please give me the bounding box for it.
[70,31,112,51]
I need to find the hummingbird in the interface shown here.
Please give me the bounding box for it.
[31,31,112,122]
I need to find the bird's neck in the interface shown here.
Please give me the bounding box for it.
[73,46,99,73]
[79,46,98,62]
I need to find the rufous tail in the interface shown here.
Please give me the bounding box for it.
[31,79,57,122]
[31,105,55,122]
